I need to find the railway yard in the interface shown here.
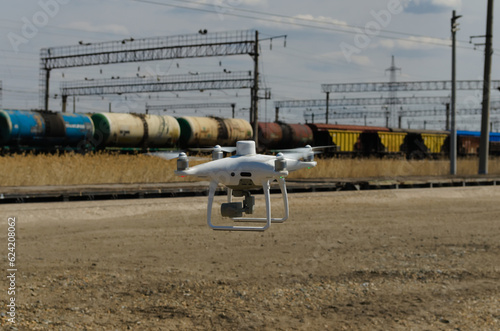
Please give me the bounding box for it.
[1,186,499,330]
[1,17,500,330]
[2,109,500,158]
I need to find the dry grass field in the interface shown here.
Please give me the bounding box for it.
[1,152,500,186]
[287,156,500,179]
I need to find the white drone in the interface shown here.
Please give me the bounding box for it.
[173,140,317,231]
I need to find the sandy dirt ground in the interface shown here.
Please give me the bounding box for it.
[1,186,500,330]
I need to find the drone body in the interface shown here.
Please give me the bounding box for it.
[174,140,316,231]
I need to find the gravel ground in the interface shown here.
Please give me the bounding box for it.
[1,186,499,330]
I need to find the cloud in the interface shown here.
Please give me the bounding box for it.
[317,51,373,67]
[205,0,265,4]
[65,21,130,36]
[259,13,349,31]
[209,0,268,10]
[293,14,348,27]
[347,54,372,66]
[238,0,268,5]
[378,36,450,50]
[404,0,462,14]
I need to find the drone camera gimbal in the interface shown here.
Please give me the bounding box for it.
[220,190,255,218]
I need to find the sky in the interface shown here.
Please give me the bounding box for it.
[0,0,499,130]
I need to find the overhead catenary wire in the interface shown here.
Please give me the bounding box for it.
[132,0,478,50]
[0,0,495,54]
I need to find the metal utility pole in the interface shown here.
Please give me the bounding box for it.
[43,69,50,111]
[386,55,401,128]
[445,103,450,131]
[479,0,495,174]
[251,30,259,145]
[62,95,68,113]
[325,92,330,124]
[451,10,462,175]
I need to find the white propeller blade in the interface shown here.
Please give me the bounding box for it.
[148,152,208,161]
[188,146,237,153]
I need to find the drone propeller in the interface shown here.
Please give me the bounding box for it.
[188,145,239,161]
[148,151,208,161]
[278,144,333,161]
[188,146,237,153]
[277,145,318,161]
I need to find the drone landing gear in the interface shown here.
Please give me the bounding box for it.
[207,178,289,231]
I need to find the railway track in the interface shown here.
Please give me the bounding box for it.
[1,175,499,204]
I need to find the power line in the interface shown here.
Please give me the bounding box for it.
[180,0,482,47]
[132,0,465,49]
[165,0,440,39]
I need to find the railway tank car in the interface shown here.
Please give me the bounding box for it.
[220,118,254,145]
[282,123,314,148]
[59,113,94,146]
[258,122,282,149]
[0,109,93,151]
[91,113,180,148]
[177,116,219,147]
[177,116,252,148]
[258,122,314,150]
[0,109,45,146]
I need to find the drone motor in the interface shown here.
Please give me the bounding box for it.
[274,153,287,171]
[177,152,189,171]
[212,145,223,160]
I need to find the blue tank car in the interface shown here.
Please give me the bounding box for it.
[60,113,94,145]
[0,110,94,151]
[39,111,94,149]
[0,109,46,146]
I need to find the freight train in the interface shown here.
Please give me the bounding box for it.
[259,121,500,158]
[1,109,500,158]
[259,122,450,159]
[0,109,253,153]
